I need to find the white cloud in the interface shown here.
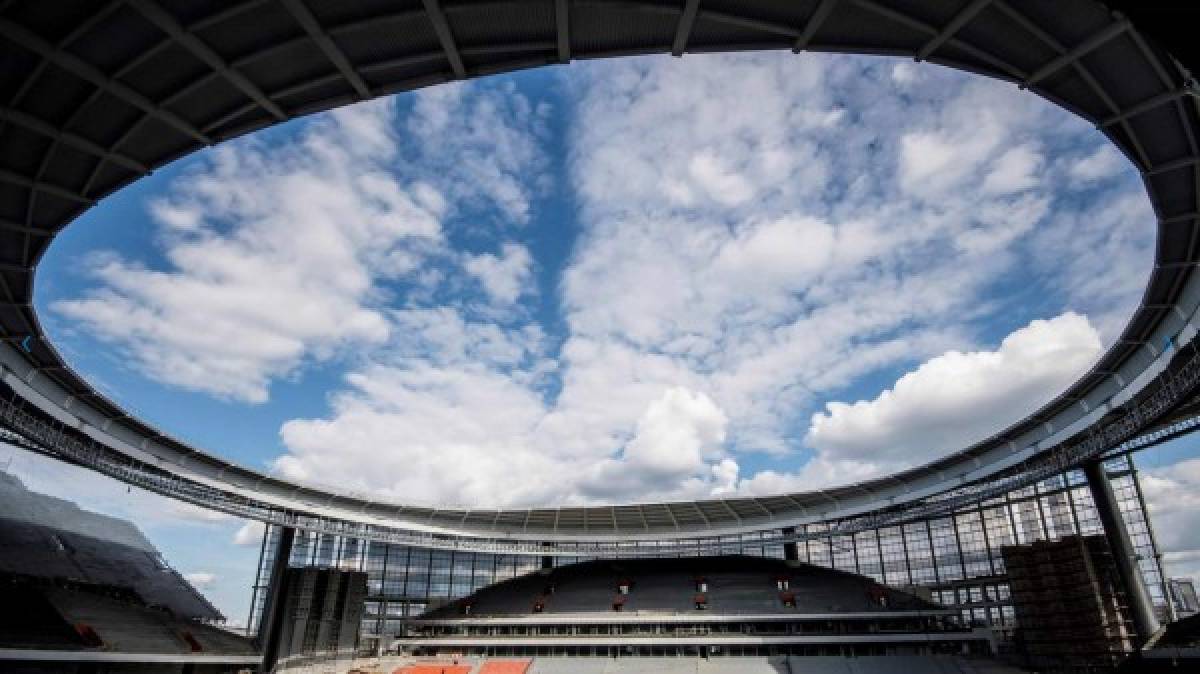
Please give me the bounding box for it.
[53,84,550,403]
[268,54,1152,505]
[620,387,728,477]
[806,312,1102,469]
[232,520,265,547]
[1069,144,1125,184]
[982,144,1042,195]
[53,101,429,402]
[184,572,217,589]
[1141,457,1200,577]
[50,52,1154,507]
[891,62,917,85]
[463,243,533,305]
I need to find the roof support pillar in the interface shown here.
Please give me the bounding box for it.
[258,526,296,673]
[1083,461,1159,642]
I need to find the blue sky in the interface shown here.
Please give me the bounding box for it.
[6,50,1200,623]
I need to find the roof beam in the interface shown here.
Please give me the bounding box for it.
[1160,212,1200,225]
[189,0,271,32]
[1022,19,1130,89]
[1156,260,1200,270]
[0,169,92,204]
[129,0,286,121]
[793,0,839,52]
[0,218,53,237]
[1147,156,1200,177]
[699,9,799,39]
[555,0,570,63]
[0,108,147,173]
[916,0,992,61]
[278,0,370,99]
[0,18,211,145]
[422,0,466,79]
[854,0,1023,80]
[1100,88,1193,128]
[671,0,699,57]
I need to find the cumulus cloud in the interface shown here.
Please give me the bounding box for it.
[807,312,1102,468]
[613,387,727,478]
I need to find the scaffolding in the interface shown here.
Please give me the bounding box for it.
[1003,535,1135,672]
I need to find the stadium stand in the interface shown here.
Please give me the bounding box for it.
[0,471,258,671]
[400,556,992,664]
[477,660,532,674]
[424,556,935,619]
[0,471,221,620]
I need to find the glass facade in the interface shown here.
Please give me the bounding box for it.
[250,455,1171,640]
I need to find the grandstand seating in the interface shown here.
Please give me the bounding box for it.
[477,660,532,674]
[0,583,81,649]
[41,586,256,654]
[0,577,254,659]
[423,556,939,618]
[349,656,1024,674]
[0,472,222,620]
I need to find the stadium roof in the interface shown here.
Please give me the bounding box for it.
[1,0,1199,542]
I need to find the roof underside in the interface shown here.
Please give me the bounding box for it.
[0,0,1198,538]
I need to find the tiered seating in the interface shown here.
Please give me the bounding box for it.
[478,660,532,674]
[0,584,82,649]
[42,587,256,655]
[527,658,613,674]
[698,656,788,673]
[423,555,942,619]
[393,665,472,674]
[620,571,693,613]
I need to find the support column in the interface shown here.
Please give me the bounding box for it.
[782,527,799,562]
[541,542,553,572]
[259,525,296,673]
[1083,461,1159,640]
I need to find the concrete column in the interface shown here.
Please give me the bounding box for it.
[1083,461,1160,640]
[782,527,799,562]
[259,525,296,673]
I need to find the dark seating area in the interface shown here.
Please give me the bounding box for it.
[0,574,256,656]
[0,472,221,621]
[422,555,940,618]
